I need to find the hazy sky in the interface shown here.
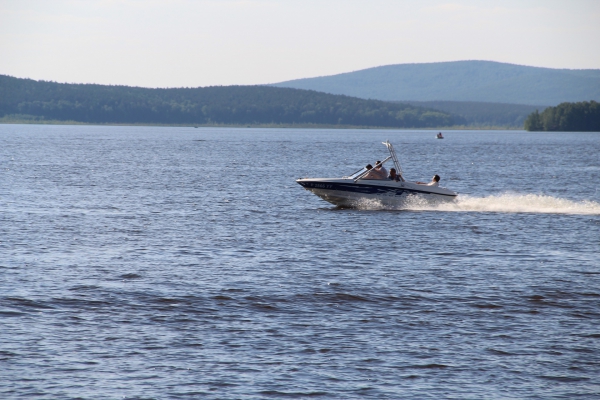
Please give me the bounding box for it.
[1,0,599,87]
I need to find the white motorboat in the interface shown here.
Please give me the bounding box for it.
[296,141,457,207]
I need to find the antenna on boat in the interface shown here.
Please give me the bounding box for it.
[383,140,405,181]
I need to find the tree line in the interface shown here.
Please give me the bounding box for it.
[0,75,463,128]
[524,101,600,131]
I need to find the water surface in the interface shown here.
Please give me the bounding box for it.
[1,125,599,399]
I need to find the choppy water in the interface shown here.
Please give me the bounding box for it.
[1,124,599,399]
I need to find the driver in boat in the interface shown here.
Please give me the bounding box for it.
[416,174,440,186]
[388,168,401,182]
[363,160,388,179]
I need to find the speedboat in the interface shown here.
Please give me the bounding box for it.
[436,132,444,139]
[296,141,457,207]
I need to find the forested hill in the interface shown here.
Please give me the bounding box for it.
[0,75,462,128]
[272,61,600,106]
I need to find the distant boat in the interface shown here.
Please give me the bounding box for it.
[436,132,444,139]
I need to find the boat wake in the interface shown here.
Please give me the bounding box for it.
[351,193,600,215]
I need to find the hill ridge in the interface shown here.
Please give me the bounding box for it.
[272,60,600,106]
[0,74,462,128]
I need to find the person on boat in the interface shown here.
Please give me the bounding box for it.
[362,164,376,179]
[416,174,440,186]
[363,161,387,179]
[388,168,400,182]
[373,160,388,178]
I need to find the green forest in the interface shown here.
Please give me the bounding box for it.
[0,75,462,128]
[524,101,600,131]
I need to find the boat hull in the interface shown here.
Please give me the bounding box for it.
[296,178,457,207]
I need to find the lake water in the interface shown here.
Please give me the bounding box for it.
[1,124,599,399]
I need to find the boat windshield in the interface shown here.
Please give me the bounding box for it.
[342,141,405,182]
[350,156,392,180]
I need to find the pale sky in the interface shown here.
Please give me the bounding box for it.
[1,0,599,88]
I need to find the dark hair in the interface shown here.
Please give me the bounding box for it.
[366,164,373,170]
[390,168,396,172]
[433,174,440,182]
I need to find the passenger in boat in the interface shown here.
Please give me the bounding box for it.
[362,164,375,179]
[388,168,400,182]
[373,161,388,179]
[362,168,378,179]
[363,161,387,179]
[417,174,440,186]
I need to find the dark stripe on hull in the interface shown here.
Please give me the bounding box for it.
[297,180,457,198]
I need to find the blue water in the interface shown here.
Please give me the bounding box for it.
[1,124,599,399]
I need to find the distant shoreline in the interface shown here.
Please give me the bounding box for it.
[0,119,522,131]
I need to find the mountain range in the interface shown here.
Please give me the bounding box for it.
[2,60,598,129]
[272,60,600,106]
